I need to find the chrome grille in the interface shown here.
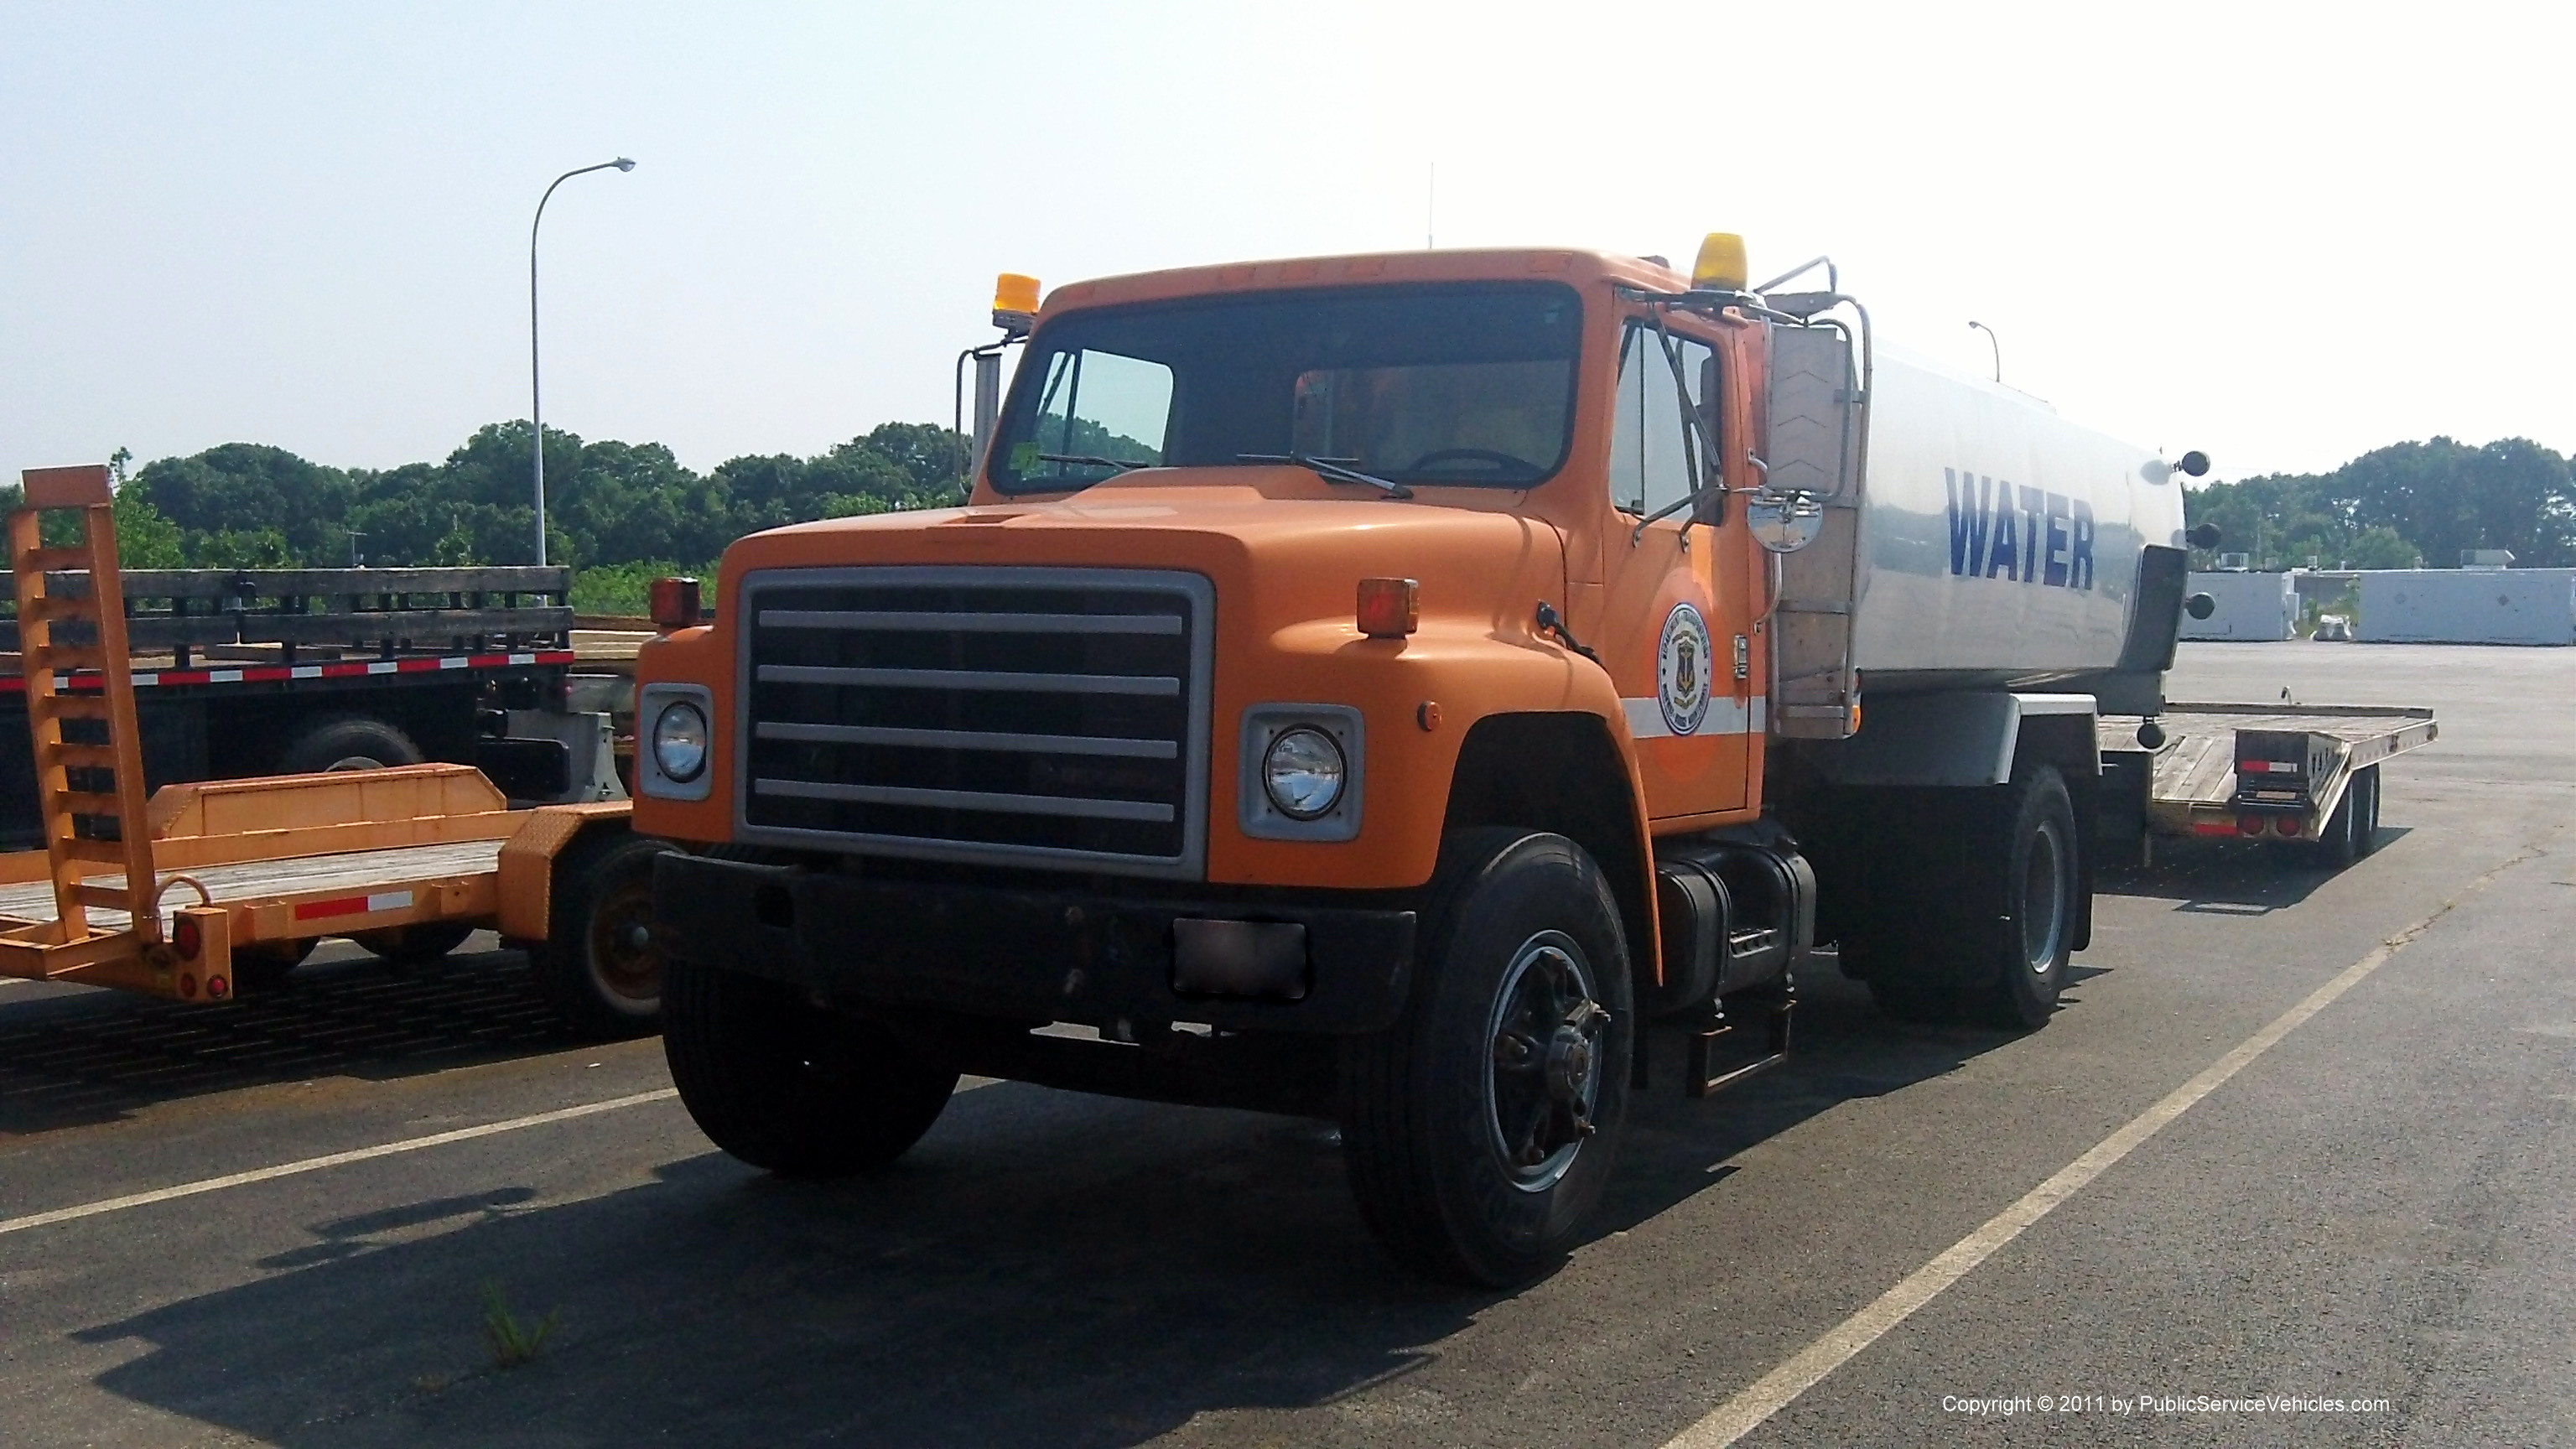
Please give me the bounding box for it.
[736,566,1213,877]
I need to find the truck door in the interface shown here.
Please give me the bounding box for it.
[1594,316,1755,820]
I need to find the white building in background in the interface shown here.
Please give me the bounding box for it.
[2358,569,2576,645]
[2184,570,2298,640]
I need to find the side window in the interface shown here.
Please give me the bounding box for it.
[1010,348,1174,483]
[1607,324,1717,518]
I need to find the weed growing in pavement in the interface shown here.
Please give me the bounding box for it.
[480,1280,560,1368]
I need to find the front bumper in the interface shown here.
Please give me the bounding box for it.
[652,854,1416,1035]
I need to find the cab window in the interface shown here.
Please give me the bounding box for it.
[1608,324,1717,519]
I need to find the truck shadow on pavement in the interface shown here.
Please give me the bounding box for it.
[0,945,571,1136]
[71,968,2020,1449]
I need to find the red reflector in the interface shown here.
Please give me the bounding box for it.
[2237,814,2263,837]
[649,576,703,630]
[173,917,202,960]
[206,975,230,1000]
[179,974,198,999]
[2193,821,2236,836]
[2276,816,2302,837]
[1357,577,1419,638]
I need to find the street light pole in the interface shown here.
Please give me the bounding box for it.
[1967,319,2002,383]
[529,157,636,566]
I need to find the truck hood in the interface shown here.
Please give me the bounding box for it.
[717,469,1571,641]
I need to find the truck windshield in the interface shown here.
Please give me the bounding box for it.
[989,282,1581,495]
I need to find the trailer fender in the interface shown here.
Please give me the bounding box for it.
[496,802,635,940]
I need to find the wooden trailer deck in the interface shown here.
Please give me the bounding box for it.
[2100,701,2438,844]
[0,839,507,933]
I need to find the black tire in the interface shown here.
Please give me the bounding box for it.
[528,832,673,1040]
[1859,766,2078,1031]
[1339,829,1634,1288]
[350,922,476,963]
[231,938,317,994]
[2351,765,2382,858]
[662,956,960,1177]
[275,714,424,776]
[2311,775,2362,870]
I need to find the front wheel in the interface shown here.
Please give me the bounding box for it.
[662,957,959,1177]
[1340,829,1634,1288]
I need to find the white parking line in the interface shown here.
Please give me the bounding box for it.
[1664,843,2539,1449]
[0,1088,679,1239]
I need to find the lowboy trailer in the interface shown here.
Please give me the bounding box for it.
[0,465,670,1037]
[2100,703,2438,866]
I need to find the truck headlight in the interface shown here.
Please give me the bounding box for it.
[1261,726,1345,819]
[652,700,709,782]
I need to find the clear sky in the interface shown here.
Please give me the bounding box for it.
[4,1,2568,491]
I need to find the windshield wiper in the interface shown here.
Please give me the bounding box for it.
[1035,452,1155,473]
[1234,452,1413,499]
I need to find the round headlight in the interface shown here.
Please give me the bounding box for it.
[652,700,709,782]
[1261,725,1346,819]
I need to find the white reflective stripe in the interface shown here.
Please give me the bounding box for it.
[366,891,413,913]
[1623,698,1767,739]
[131,673,158,687]
[439,657,470,669]
[209,669,243,683]
[366,661,398,675]
[289,665,324,679]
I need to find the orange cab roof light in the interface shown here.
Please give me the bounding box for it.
[992,273,1041,336]
[649,576,703,631]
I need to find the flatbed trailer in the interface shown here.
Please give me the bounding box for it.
[0,466,668,1037]
[0,554,613,852]
[2098,702,2439,865]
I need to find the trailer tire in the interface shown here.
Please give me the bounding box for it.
[528,833,674,1039]
[2312,776,2363,870]
[662,957,959,1177]
[1339,828,1633,1288]
[2351,766,2383,858]
[276,715,424,776]
[351,922,475,963]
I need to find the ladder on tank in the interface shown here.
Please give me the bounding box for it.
[0,465,174,988]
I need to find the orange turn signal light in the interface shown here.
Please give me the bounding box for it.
[649,576,703,631]
[1358,578,1419,638]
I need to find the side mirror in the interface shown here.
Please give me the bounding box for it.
[2177,449,2210,478]
[1748,490,1826,553]
[2188,522,2222,550]
[2184,592,2215,620]
[1763,325,1857,500]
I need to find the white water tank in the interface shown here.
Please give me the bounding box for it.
[2360,569,2576,645]
[2182,571,2297,640]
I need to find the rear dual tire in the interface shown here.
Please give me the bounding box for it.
[1852,766,2079,1031]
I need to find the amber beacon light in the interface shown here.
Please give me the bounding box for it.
[1357,578,1419,638]
[1691,232,1748,291]
[991,273,1041,336]
[649,576,703,631]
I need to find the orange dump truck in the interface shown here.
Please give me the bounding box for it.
[631,239,2211,1285]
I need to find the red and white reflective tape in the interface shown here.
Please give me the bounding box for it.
[293,889,416,922]
[0,649,574,694]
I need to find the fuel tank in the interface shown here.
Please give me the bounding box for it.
[1840,344,2189,689]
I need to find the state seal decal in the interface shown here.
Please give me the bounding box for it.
[1657,601,1714,736]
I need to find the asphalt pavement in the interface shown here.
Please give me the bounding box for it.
[1,641,2568,1447]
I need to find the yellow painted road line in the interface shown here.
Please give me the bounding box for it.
[1664,844,2541,1449]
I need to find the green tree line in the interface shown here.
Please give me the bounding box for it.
[1,420,970,589]
[2184,436,2576,571]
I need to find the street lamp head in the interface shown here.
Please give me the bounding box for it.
[613,157,636,172]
